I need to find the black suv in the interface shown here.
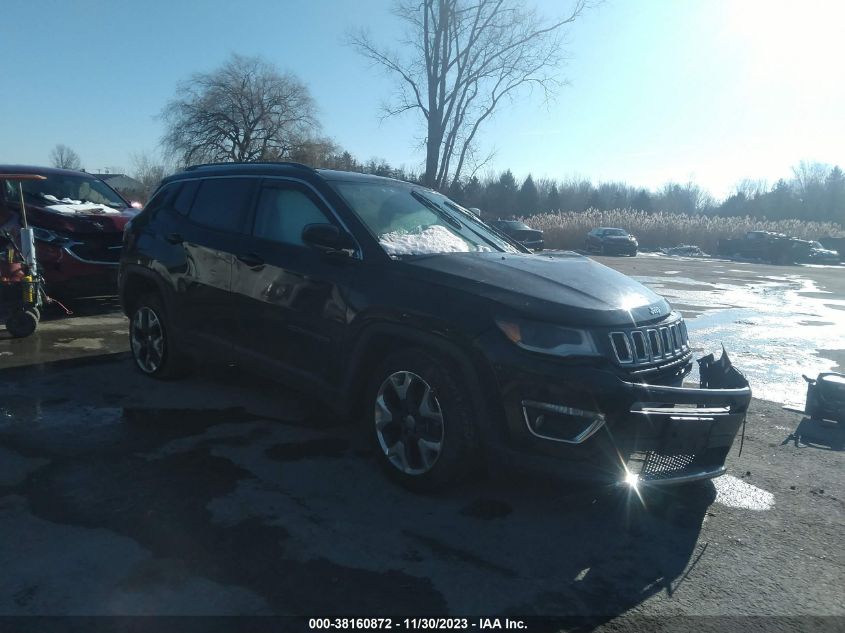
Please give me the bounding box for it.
[119,163,750,490]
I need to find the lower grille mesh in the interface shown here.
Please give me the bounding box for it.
[628,451,697,480]
[643,452,695,476]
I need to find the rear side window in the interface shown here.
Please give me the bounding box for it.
[253,186,331,246]
[189,178,253,233]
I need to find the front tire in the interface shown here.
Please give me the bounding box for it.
[368,349,478,491]
[5,309,38,338]
[129,293,189,379]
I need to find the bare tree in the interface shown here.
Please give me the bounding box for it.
[734,178,768,199]
[49,144,82,170]
[160,53,320,166]
[130,152,174,202]
[351,0,589,190]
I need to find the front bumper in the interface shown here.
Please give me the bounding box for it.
[601,241,638,255]
[479,333,751,485]
[520,239,545,251]
[35,242,119,293]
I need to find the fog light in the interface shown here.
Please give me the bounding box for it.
[624,471,639,487]
[521,400,605,444]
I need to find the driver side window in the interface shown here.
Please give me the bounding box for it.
[253,185,331,246]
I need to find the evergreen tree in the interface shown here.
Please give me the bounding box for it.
[517,174,540,214]
[546,183,561,211]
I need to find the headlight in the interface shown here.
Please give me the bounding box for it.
[495,318,599,357]
[32,227,72,245]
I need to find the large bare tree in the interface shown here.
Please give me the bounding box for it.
[161,54,320,166]
[49,144,82,170]
[351,0,588,190]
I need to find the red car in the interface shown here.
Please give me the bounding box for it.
[0,165,138,296]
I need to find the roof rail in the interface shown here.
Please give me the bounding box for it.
[184,161,315,172]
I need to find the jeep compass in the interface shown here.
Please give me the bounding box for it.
[119,162,751,490]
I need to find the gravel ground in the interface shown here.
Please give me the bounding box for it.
[0,255,842,631]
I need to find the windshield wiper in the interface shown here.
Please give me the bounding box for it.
[411,191,463,230]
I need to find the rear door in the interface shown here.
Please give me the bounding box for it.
[231,179,356,386]
[178,177,256,352]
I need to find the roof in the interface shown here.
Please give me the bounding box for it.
[316,169,410,185]
[0,164,96,178]
[162,162,415,188]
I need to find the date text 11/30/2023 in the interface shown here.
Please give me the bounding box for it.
[308,618,527,630]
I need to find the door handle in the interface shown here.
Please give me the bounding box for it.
[165,233,183,244]
[237,252,265,269]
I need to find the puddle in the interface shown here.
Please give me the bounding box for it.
[713,475,774,511]
[633,274,845,407]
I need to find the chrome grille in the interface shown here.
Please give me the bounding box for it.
[609,317,689,367]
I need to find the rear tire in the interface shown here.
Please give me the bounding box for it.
[367,349,478,491]
[128,293,190,379]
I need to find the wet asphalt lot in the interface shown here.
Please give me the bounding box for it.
[0,255,843,628]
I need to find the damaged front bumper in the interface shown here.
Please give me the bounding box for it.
[485,342,752,486]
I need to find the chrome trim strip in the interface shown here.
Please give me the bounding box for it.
[609,331,633,364]
[627,351,693,375]
[637,465,727,486]
[179,174,365,260]
[520,400,606,444]
[62,246,120,266]
[630,330,648,362]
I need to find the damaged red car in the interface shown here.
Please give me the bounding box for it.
[0,165,138,296]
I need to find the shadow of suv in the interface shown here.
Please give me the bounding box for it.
[119,162,751,491]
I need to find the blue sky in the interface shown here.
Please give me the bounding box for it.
[1,0,843,199]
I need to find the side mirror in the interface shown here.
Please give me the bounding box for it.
[301,223,356,253]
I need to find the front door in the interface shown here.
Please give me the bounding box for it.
[231,180,357,386]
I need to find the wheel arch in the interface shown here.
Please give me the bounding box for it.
[119,266,172,317]
[340,321,503,441]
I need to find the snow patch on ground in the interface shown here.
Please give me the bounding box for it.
[713,475,774,511]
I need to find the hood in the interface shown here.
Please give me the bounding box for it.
[399,251,670,327]
[14,201,135,234]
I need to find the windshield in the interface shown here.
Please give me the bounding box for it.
[602,228,628,236]
[6,174,126,209]
[331,181,520,256]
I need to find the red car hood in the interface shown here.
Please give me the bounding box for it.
[19,202,136,234]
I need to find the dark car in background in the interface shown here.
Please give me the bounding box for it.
[717,230,813,265]
[806,241,840,265]
[490,220,544,250]
[585,227,638,256]
[120,162,750,492]
[0,165,136,296]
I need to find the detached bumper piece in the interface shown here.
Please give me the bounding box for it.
[619,349,751,485]
[804,372,845,423]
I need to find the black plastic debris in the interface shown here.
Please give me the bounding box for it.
[803,372,845,423]
[698,348,751,456]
